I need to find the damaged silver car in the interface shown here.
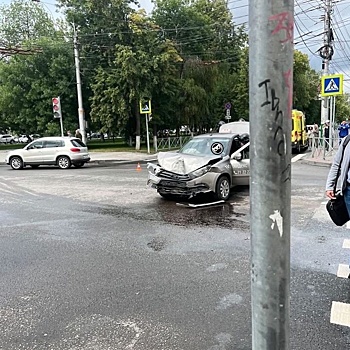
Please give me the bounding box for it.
[147,132,250,201]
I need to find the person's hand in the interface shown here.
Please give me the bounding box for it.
[326,190,336,199]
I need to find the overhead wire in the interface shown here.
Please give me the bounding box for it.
[6,0,350,93]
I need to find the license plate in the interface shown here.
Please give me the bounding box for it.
[161,180,186,188]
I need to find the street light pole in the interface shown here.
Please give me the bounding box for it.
[320,0,333,125]
[73,24,86,144]
[249,1,293,349]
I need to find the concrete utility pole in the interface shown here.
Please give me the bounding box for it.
[320,0,334,125]
[73,25,87,145]
[249,1,293,349]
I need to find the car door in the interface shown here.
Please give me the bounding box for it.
[230,141,250,186]
[42,140,64,163]
[23,140,44,163]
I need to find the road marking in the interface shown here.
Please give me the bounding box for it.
[337,264,350,278]
[343,239,350,248]
[331,301,350,327]
[291,154,307,163]
[0,187,20,196]
[22,190,40,197]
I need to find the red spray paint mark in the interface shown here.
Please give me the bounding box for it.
[269,12,294,43]
[283,69,293,115]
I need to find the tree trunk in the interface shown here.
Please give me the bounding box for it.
[153,123,158,152]
[135,100,141,150]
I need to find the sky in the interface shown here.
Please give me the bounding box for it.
[1,0,350,93]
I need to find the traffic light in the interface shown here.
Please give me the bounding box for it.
[52,97,61,119]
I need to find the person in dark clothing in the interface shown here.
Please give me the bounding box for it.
[324,120,330,150]
[338,120,350,144]
[75,129,82,140]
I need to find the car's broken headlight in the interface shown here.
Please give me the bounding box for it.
[147,163,161,175]
[189,165,211,179]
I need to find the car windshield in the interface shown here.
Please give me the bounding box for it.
[179,137,230,156]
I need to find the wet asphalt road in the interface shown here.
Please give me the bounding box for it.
[0,161,349,349]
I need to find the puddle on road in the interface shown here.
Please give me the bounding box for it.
[84,190,250,230]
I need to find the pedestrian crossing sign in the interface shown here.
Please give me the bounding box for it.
[139,99,152,114]
[321,74,343,96]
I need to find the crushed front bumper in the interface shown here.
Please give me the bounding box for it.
[147,171,213,197]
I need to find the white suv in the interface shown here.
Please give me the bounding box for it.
[0,134,15,144]
[5,136,90,170]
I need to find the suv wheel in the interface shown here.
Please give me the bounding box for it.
[10,156,23,170]
[215,176,230,201]
[57,156,71,169]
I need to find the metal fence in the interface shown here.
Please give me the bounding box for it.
[155,135,192,152]
[310,136,339,159]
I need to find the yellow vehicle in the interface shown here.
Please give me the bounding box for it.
[291,109,308,153]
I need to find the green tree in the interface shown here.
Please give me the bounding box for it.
[0,0,56,47]
[293,50,320,111]
[0,1,78,135]
[0,38,77,136]
[152,0,248,130]
[90,11,182,148]
[58,0,137,134]
[335,94,350,123]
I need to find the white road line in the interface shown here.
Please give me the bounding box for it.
[0,188,20,196]
[337,264,350,278]
[343,239,350,249]
[291,154,307,163]
[0,181,12,189]
[331,301,350,327]
[22,190,40,197]
[0,181,39,197]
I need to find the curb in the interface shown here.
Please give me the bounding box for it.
[300,159,332,168]
[88,158,157,165]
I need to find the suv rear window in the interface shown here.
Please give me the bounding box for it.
[70,139,86,147]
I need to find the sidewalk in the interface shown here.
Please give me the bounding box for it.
[300,151,333,168]
[86,151,157,164]
[0,150,157,165]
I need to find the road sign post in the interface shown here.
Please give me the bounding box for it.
[225,102,232,120]
[225,109,231,120]
[52,97,64,137]
[140,99,152,153]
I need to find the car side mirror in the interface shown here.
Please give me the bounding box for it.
[231,153,243,161]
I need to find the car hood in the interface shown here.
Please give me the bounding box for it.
[157,151,222,175]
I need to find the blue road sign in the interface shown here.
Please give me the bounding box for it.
[321,74,343,96]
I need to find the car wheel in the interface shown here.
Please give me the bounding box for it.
[10,156,23,170]
[10,140,15,144]
[57,156,71,169]
[215,176,230,201]
[74,162,84,168]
